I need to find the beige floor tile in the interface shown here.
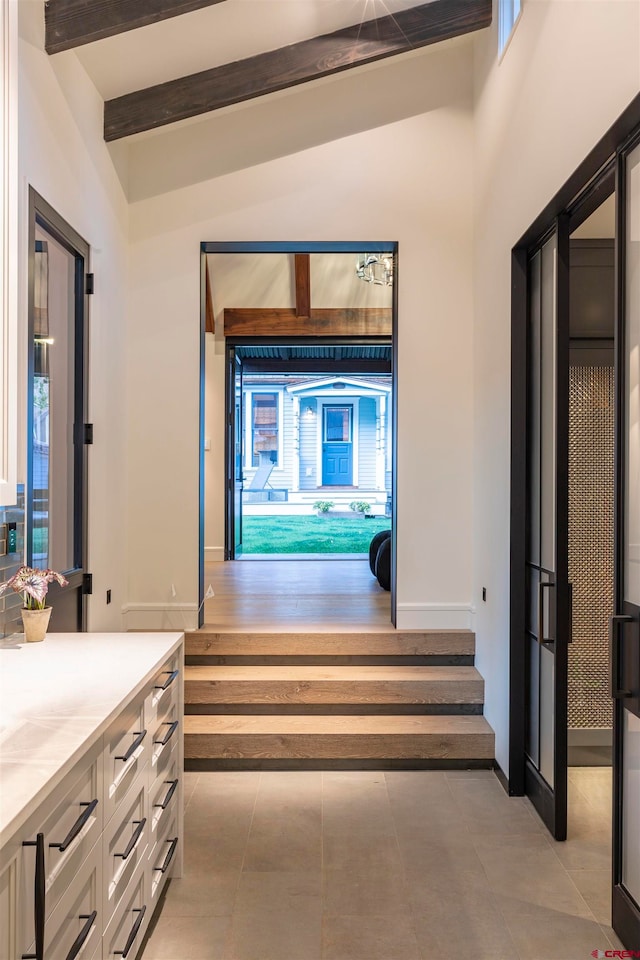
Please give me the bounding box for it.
[243,809,322,872]
[566,869,611,924]
[322,832,402,873]
[234,870,322,914]
[447,778,544,836]
[412,895,519,960]
[505,912,611,960]
[162,872,240,918]
[224,909,322,960]
[323,865,410,916]
[183,832,249,873]
[444,768,498,780]
[143,916,231,959]
[321,915,420,960]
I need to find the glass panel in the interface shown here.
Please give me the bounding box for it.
[252,393,278,467]
[32,225,76,572]
[625,143,640,604]
[539,643,555,787]
[528,251,541,567]
[540,235,557,574]
[325,407,351,442]
[622,709,640,903]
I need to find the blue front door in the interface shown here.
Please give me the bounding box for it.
[322,405,353,485]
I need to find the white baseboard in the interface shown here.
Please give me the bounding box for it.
[204,547,225,561]
[395,603,474,630]
[121,602,198,632]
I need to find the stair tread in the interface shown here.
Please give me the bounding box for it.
[184,714,494,735]
[185,665,482,681]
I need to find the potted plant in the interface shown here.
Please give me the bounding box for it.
[313,500,334,516]
[0,565,68,642]
[349,500,371,516]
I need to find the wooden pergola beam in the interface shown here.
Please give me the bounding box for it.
[294,255,311,318]
[45,0,227,55]
[223,308,392,338]
[104,0,492,141]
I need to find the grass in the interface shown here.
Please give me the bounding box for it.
[241,514,390,554]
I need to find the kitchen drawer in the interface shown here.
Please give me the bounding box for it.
[148,811,178,910]
[103,862,147,960]
[149,748,179,844]
[149,709,180,776]
[24,840,101,960]
[103,695,147,825]
[20,746,102,949]
[145,655,180,725]
[103,767,148,925]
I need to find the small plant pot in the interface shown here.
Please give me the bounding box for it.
[21,607,52,643]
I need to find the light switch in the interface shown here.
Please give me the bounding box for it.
[204,437,211,451]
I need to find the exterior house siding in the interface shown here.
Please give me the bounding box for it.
[357,397,378,489]
[299,400,318,490]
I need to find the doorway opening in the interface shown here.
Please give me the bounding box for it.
[229,342,392,560]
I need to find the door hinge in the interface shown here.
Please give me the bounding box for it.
[82,573,93,596]
[83,423,94,444]
[85,273,94,295]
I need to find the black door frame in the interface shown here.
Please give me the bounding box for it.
[199,241,399,628]
[27,188,90,630]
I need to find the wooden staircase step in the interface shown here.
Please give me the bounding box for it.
[184,714,494,761]
[184,665,484,705]
[186,630,475,661]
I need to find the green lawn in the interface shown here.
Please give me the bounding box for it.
[241,515,390,554]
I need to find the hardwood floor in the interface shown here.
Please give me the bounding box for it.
[202,559,392,632]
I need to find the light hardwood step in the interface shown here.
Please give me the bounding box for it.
[185,630,475,662]
[184,714,495,761]
[184,665,484,705]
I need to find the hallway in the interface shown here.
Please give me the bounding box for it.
[202,559,392,632]
[141,767,620,960]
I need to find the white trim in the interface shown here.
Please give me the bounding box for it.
[395,603,474,630]
[291,395,300,493]
[121,602,198,632]
[0,0,17,506]
[286,376,390,395]
[376,396,386,491]
[204,546,224,561]
[316,398,359,487]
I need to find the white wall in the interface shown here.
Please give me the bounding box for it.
[472,0,640,774]
[127,54,476,630]
[18,2,129,628]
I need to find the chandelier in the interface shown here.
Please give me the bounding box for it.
[355,253,393,286]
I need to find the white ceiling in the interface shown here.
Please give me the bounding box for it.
[74,0,431,101]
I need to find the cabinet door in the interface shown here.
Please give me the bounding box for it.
[0,857,17,960]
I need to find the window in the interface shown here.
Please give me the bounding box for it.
[498,0,521,57]
[324,406,352,443]
[251,393,279,466]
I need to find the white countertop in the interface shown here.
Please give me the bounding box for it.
[0,632,183,846]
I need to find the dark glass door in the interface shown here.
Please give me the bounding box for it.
[611,135,640,947]
[524,219,571,840]
[27,191,89,631]
[225,347,243,558]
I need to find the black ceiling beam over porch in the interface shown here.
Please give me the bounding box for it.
[45,0,227,55]
[242,359,392,375]
[103,0,492,141]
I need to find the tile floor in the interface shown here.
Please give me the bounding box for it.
[141,766,625,960]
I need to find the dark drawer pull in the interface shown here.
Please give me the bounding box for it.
[155,669,178,691]
[156,837,178,874]
[115,730,146,763]
[115,906,146,958]
[21,832,45,960]
[154,779,178,810]
[65,911,97,960]
[50,799,98,852]
[115,818,146,860]
[154,721,178,747]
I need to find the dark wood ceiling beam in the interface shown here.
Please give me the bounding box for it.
[104,0,492,141]
[45,0,227,55]
[294,255,311,318]
[223,308,392,338]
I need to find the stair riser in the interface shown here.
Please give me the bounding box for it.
[186,655,475,667]
[185,680,484,705]
[185,732,495,761]
[185,758,495,771]
[185,703,484,716]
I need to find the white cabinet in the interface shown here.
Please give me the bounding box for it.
[0,637,183,960]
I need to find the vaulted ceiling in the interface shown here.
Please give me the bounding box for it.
[44,0,491,140]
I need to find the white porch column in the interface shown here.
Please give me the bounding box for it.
[376,396,386,491]
[291,395,300,493]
